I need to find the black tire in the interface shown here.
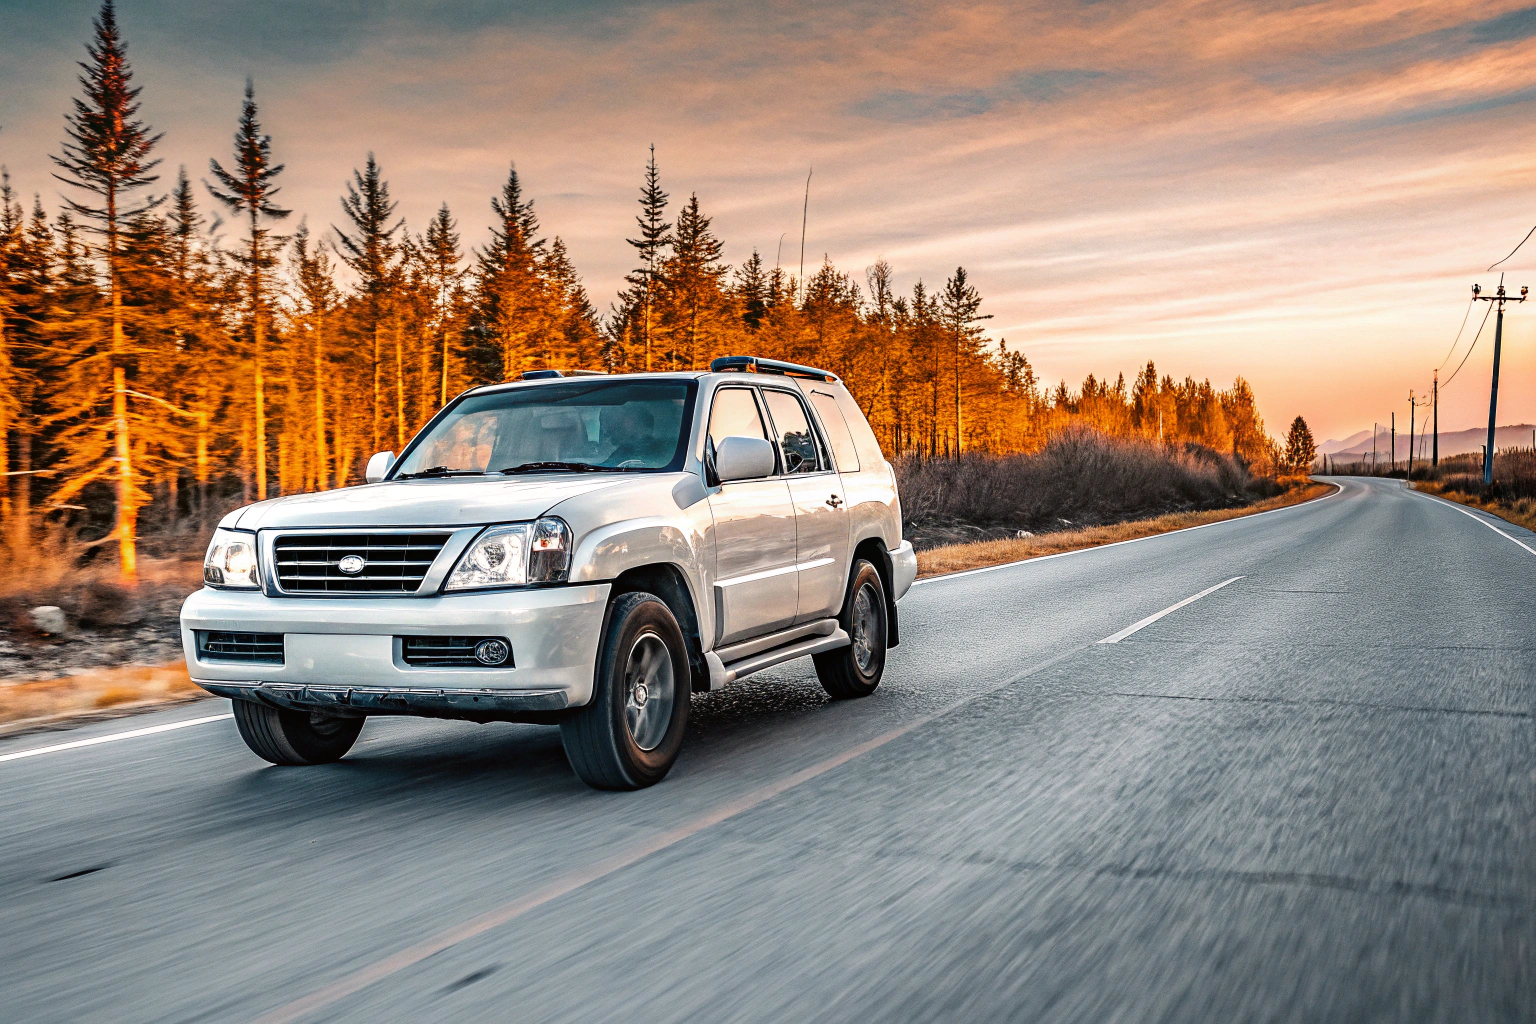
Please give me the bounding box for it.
[231,699,365,766]
[560,591,691,790]
[814,559,888,699]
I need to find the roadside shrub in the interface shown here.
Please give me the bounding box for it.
[895,427,1280,548]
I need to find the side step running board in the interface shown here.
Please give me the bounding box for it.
[704,629,850,690]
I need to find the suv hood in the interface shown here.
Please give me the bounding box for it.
[227,475,628,530]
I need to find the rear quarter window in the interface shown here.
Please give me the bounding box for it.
[821,383,885,469]
[807,391,861,473]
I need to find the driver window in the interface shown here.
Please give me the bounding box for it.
[708,387,770,453]
[762,389,821,475]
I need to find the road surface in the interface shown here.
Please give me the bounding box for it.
[1,476,1530,1023]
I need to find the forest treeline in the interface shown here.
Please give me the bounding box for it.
[0,2,1282,580]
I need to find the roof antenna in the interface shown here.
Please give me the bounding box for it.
[798,167,812,304]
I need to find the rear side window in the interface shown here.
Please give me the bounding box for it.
[708,387,769,450]
[808,391,860,473]
[831,385,886,468]
[761,389,822,475]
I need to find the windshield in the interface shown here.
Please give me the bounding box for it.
[393,379,697,478]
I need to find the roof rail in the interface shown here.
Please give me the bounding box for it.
[709,355,839,383]
[518,369,607,380]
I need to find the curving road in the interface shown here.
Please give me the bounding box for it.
[1,477,1530,1023]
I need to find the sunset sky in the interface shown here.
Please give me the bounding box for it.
[4,0,1536,443]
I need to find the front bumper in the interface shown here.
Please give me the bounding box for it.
[180,583,611,714]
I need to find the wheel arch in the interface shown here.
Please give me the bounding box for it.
[608,562,712,692]
[850,535,900,647]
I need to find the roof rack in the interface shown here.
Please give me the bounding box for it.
[709,355,839,383]
[517,369,607,380]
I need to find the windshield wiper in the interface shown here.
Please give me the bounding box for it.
[395,466,485,479]
[496,461,610,475]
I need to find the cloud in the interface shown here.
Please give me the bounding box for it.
[4,0,1536,439]
[849,69,1107,122]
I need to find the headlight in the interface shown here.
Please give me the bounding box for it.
[204,528,260,588]
[445,518,572,591]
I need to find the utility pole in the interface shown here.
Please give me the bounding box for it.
[1408,392,1415,481]
[1431,371,1439,467]
[1390,412,1395,474]
[1472,280,1528,485]
[1372,423,1377,473]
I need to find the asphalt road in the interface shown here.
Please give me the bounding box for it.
[2,477,1531,1023]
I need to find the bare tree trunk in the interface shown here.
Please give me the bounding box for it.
[394,318,406,450]
[313,312,328,489]
[439,321,449,406]
[371,317,381,453]
[252,234,268,500]
[111,224,138,582]
[954,327,962,456]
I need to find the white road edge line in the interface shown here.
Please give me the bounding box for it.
[0,713,233,764]
[912,483,1342,587]
[1414,488,1536,557]
[1097,576,1245,644]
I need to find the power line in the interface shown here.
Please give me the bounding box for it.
[1439,298,1494,390]
[1487,223,1536,271]
[1437,296,1476,369]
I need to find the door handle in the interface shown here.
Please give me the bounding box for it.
[826,494,843,508]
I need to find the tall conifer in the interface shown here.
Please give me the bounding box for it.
[336,154,400,452]
[49,0,161,580]
[207,80,289,499]
[624,146,671,370]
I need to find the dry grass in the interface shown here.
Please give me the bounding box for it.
[0,661,204,735]
[1411,483,1536,531]
[917,481,1331,578]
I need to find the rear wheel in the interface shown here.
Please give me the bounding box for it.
[231,699,364,766]
[560,591,691,790]
[814,559,888,699]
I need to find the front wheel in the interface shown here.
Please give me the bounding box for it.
[231,699,364,765]
[560,591,691,790]
[814,559,888,699]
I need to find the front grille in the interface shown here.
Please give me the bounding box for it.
[273,532,451,594]
[198,630,284,664]
[401,636,514,668]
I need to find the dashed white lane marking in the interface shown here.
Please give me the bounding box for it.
[0,713,233,764]
[1418,491,1536,557]
[1097,576,1245,644]
[912,483,1341,588]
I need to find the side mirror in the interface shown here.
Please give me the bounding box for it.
[365,451,396,483]
[714,436,776,482]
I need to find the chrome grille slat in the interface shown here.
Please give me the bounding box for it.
[198,630,284,664]
[273,532,451,594]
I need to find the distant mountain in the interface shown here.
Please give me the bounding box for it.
[1319,429,1373,453]
[1324,423,1535,461]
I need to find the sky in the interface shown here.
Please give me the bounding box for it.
[3,0,1536,443]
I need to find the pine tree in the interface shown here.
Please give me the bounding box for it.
[1283,415,1317,474]
[49,0,162,580]
[289,224,338,488]
[421,204,462,404]
[207,79,289,499]
[623,146,671,370]
[336,154,401,452]
[938,267,989,454]
[472,165,546,381]
[657,193,727,368]
[734,250,768,331]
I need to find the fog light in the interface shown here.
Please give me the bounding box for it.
[474,639,510,666]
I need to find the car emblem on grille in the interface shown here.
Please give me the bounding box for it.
[337,555,367,575]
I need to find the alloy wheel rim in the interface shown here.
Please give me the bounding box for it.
[624,632,675,751]
[851,581,881,673]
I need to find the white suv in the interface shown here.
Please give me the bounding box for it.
[181,357,917,789]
